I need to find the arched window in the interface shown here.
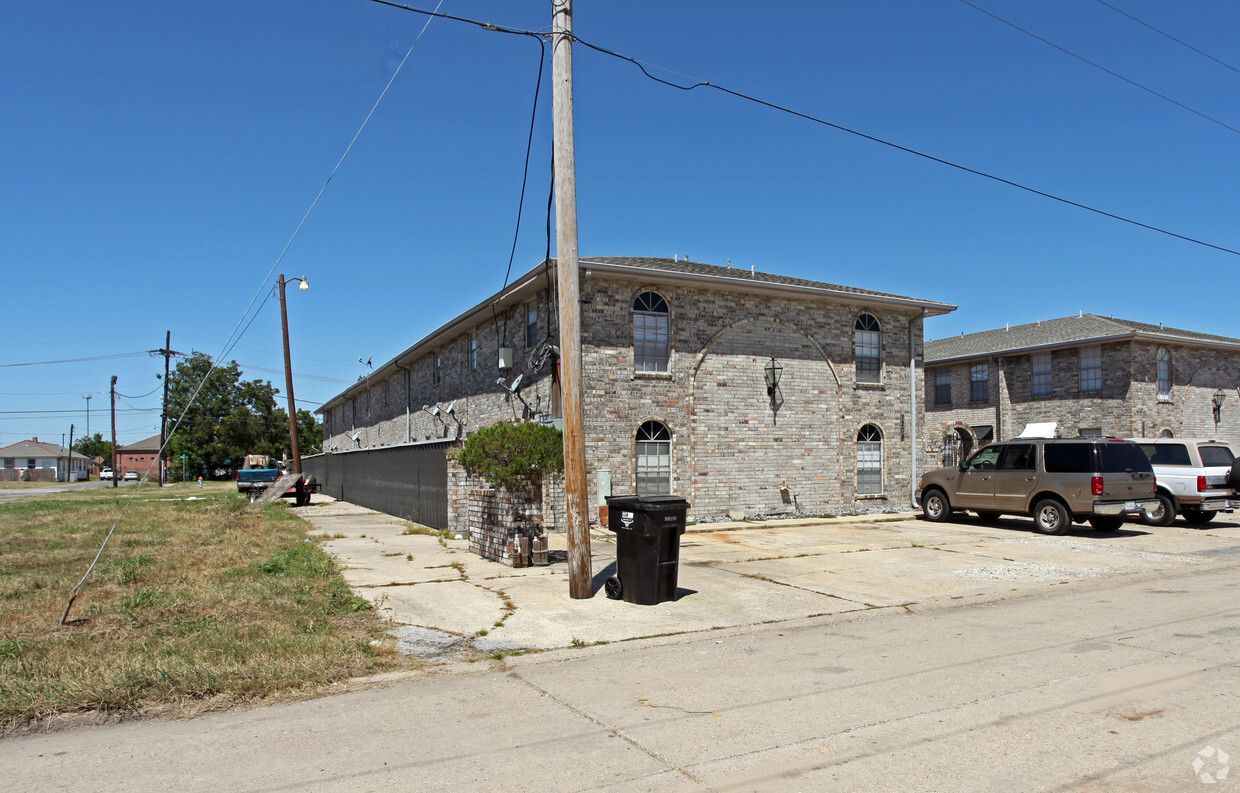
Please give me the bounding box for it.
[635,420,672,495]
[633,292,670,373]
[857,424,883,495]
[854,313,881,384]
[1157,347,1171,399]
[1159,428,1174,438]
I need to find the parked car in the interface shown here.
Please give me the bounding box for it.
[122,471,140,482]
[1128,438,1238,525]
[918,437,1159,534]
[99,468,114,481]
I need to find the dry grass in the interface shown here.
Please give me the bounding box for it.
[0,484,409,732]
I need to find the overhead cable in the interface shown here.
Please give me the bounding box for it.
[366,2,1240,259]
[956,0,1240,136]
[1092,0,1240,76]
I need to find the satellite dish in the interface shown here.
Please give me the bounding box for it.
[510,374,523,392]
[430,406,440,416]
[444,401,456,415]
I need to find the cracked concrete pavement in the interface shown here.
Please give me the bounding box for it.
[294,497,1239,654]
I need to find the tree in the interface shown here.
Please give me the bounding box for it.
[72,433,113,466]
[164,352,320,478]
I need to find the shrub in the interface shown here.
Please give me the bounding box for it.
[457,422,563,492]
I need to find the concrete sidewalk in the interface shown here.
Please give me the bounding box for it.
[294,497,1239,656]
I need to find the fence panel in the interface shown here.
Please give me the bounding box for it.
[302,442,452,529]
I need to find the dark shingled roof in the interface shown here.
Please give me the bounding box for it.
[926,314,1240,363]
[579,256,949,306]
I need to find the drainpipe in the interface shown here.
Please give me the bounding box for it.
[909,309,927,508]
[394,362,412,443]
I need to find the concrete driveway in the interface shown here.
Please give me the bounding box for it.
[295,499,1240,654]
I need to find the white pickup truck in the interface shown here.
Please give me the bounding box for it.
[1129,438,1238,525]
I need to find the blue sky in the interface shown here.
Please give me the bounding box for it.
[3,0,1238,446]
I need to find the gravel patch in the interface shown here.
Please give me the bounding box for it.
[954,561,1127,581]
[388,625,533,663]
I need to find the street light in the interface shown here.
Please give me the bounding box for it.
[278,275,309,504]
[764,355,783,410]
[1213,388,1227,424]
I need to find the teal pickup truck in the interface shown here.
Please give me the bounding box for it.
[236,454,284,498]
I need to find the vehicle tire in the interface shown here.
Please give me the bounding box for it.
[1229,463,1240,491]
[1182,508,1217,525]
[604,575,623,600]
[1089,516,1125,532]
[1140,493,1176,527]
[974,511,1002,522]
[1033,498,1071,535]
[921,489,951,522]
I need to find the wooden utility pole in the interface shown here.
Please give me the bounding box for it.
[553,0,593,598]
[278,274,308,505]
[110,376,118,489]
[151,331,181,487]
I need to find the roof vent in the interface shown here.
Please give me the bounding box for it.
[673,254,678,261]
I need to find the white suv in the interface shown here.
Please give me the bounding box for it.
[1129,438,1238,525]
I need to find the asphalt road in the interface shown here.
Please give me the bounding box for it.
[4,550,1237,792]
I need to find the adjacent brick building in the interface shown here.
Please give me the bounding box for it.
[114,434,165,481]
[317,257,954,529]
[924,314,1240,466]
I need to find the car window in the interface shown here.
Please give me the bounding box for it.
[1139,443,1190,466]
[997,444,1035,471]
[1043,443,1091,473]
[1199,446,1235,467]
[1098,442,1153,473]
[965,446,1001,471]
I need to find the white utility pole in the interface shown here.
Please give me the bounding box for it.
[552,0,593,598]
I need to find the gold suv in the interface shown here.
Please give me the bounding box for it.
[918,438,1158,534]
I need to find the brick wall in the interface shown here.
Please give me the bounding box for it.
[327,271,932,529]
[925,340,1240,458]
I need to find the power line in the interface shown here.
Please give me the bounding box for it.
[956,0,1240,137]
[1092,0,1240,76]
[0,352,149,368]
[366,3,1240,259]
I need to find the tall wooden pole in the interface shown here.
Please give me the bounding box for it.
[159,330,171,487]
[278,275,305,505]
[553,0,593,598]
[110,376,118,489]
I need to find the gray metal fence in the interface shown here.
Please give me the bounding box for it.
[302,441,453,529]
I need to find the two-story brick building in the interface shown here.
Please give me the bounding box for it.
[924,314,1240,466]
[316,257,954,529]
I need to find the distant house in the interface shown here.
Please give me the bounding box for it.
[315,256,955,530]
[924,314,1240,466]
[115,435,165,480]
[0,438,90,482]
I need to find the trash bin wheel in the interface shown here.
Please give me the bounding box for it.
[604,575,622,600]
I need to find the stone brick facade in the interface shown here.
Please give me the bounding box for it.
[925,322,1240,467]
[320,257,953,530]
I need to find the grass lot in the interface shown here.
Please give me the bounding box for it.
[0,483,409,732]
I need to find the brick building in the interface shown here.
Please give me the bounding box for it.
[115,434,165,480]
[924,314,1240,466]
[317,257,953,530]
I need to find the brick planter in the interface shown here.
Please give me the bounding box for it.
[467,487,550,567]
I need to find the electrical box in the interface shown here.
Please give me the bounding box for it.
[498,347,514,369]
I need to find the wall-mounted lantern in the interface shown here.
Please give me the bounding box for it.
[1213,388,1227,424]
[764,356,783,420]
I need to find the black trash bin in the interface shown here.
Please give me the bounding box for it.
[604,494,690,605]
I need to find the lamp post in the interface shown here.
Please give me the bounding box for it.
[278,275,309,504]
[1213,388,1227,425]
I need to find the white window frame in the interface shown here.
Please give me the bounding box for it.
[970,363,989,402]
[1156,347,1171,399]
[1031,352,1052,397]
[633,291,670,373]
[857,424,883,495]
[854,313,882,384]
[635,420,672,496]
[1079,346,1102,393]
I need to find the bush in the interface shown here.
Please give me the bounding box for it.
[457,422,563,492]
